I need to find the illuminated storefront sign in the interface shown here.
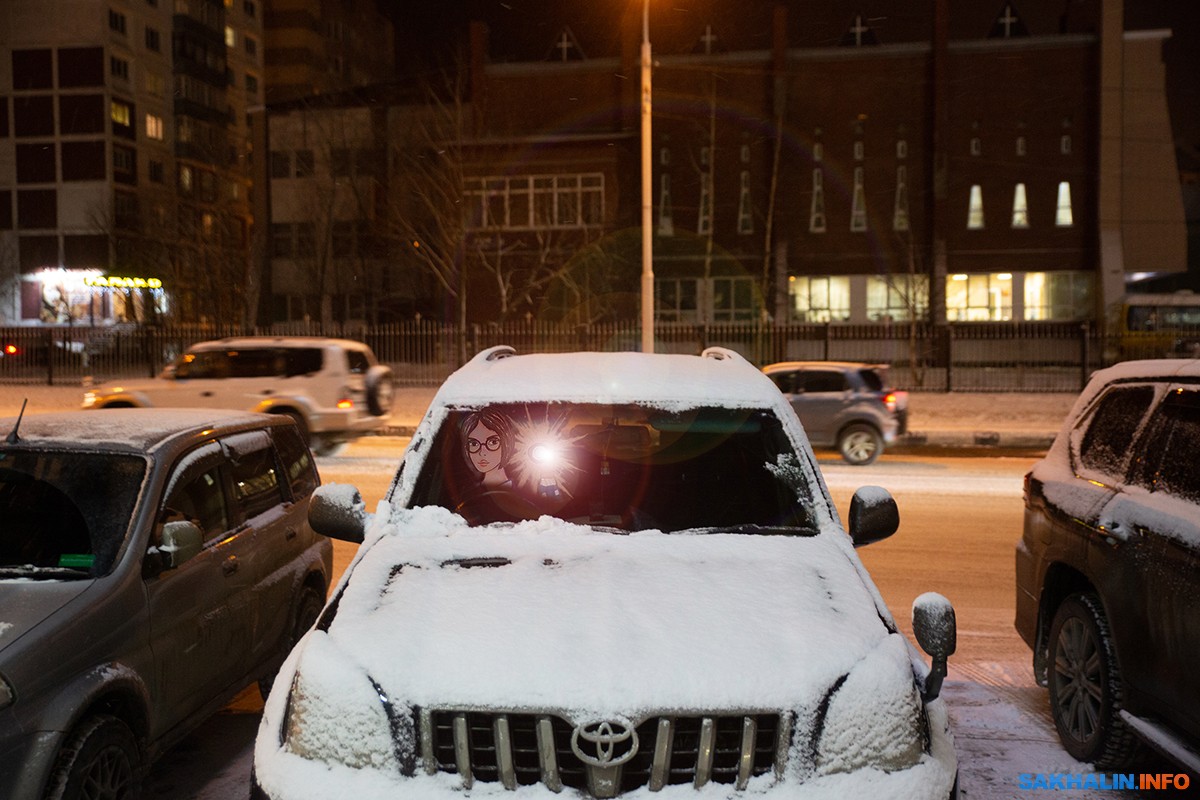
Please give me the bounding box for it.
[84,276,164,290]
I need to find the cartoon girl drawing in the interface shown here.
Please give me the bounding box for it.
[459,409,516,489]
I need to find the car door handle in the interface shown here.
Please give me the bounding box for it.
[222,556,239,576]
[201,391,214,397]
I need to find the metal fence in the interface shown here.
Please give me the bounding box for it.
[0,319,1179,393]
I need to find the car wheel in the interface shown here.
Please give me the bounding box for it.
[365,365,395,417]
[259,584,325,701]
[837,423,883,465]
[45,715,141,800]
[1047,592,1140,768]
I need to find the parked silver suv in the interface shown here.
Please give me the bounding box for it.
[0,408,332,800]
[83,336,394,455]
[763,361,909,465]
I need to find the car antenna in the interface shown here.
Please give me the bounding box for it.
[6,399,28,444]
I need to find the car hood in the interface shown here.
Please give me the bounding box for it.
[319,505,896,715]
[0,579,95,654]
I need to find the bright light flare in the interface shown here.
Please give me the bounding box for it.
[529,443,558,465]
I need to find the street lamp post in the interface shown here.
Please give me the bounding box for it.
[640,0,654,353]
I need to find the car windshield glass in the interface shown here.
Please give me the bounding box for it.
[0,451,146,578]
[411,403,817,533]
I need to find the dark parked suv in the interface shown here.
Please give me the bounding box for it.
[0,408,332,800]
[1016,359,1200,772]
[763,361,909,465]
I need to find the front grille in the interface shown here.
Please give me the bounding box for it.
[420,709,789,795]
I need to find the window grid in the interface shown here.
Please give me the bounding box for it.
[463,173,604,231]
[850,167,867,231]
[737,171,753,234]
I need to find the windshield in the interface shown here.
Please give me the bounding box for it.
[409,403,817,532]
[0,451,147,578]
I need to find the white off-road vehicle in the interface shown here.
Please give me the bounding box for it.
[83,336,394,455]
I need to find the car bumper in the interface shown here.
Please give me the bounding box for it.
[254,700,958,800]
[0,728,61,800]
[305,408,389,438]
[1013,538,1038,651]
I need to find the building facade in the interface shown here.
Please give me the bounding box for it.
[0,0,394,327]
[264,0,1179,329]
[0,0,267,325]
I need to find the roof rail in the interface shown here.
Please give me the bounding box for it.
[475,345,516,362]
[700,346,741,362]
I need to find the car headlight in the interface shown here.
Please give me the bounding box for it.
[281,631,412,773]
[0,673,14,711]
[815,634,927,776]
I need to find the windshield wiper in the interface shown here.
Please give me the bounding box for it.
[0,565,93,580]
[683,523,818,536]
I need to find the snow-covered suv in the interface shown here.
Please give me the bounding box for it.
[1016,359,1200,773]
[252,346,959,800]
[83,337,394,455]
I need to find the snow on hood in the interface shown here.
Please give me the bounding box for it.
[320,505,891,717]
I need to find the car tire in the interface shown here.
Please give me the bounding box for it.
[45,714,141,800]
[365,365,395,417]
[259,584,325,701]
[1047,592,1141,768]
[837,423,883,465]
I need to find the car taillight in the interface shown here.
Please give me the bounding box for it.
[883,392,897,412]
[337,399,353,410]
[2,344,17,356]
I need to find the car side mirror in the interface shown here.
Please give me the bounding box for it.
[912,592,957,701]
[160,520,203,568]
[848,486,899,547]
[308,483,367,544]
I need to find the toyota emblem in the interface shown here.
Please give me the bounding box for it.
[570,720,639,767]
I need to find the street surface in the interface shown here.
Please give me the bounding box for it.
[146,442,1156,800]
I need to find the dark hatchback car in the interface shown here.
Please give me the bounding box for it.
[1016,359,1200,772]
[0,409,332,800]
[763,361,909,465]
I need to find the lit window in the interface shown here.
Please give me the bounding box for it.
[145,113,164,140]
[850,167,868,231]
[179,165,193,193]
[946,273,1013,321]
[1011,183,1029,228]
[225,26,236,47]
[868,275,928,321]
[893,166,909,232]
[1056,181,1073,226]
[657,174,674,237]
[967,184,985,229]
[697,172,713,235]
[1023,271,1094,320]
[791,275,850,322]
[110,101,131,127]
[737,171,753,234]
[809,169,826,233]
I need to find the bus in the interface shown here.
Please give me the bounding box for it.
[1115,291,1200,360]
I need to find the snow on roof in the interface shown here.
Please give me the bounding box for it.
[0,408,270,453]
[432,347,785,412]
